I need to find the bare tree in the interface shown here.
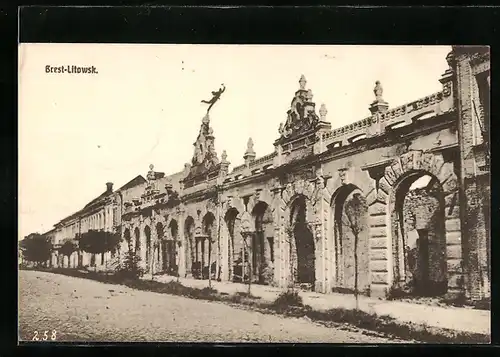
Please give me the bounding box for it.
[343,192,367,310]
[207,188,222,289]
[285,226,296,291]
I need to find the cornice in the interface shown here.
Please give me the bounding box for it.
[319,111,456,164]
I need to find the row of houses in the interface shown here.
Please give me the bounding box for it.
[39,176,146,269]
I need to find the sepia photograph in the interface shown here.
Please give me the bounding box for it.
[18,44,490,343]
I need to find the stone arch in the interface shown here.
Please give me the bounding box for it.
[202,212,216,235]
[224,207,240,281]
[142,216,152,229]
[288,194,316,287]
[390,172,448,296]
[365,150,460,297]
[169,219,178,238]
[251,201,275,284]
[184,216,196,277]
[163,219,178,276]
[330,184,369,295]
[188,204,207,230]
[281,179,317,208]
[183,206,198,224]
[247,189,274,214]
[227,196,245,215]
[327,166,375,200]
[196,212,216,279]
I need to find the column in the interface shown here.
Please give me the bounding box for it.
[314,199,326,293]
[157,240,162,272]
[195,238,199,269]
[282,225,290,288]
[275,225,285,288]
[201,238,206,271]
[204,237,210,274]
[247,234,253,281]
[141,231,147,270]
[178,215,186,278]
[151,224,158,275]
[455,54,489,300]
[221,221,229,281]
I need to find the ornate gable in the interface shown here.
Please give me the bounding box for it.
[277,75,320,143]
[183,114,221,187]
[274,75,331,166]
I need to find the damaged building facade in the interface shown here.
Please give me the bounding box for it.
[45,46,490,301]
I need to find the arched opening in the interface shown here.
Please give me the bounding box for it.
[198,212,216,280]
[251,202,274,285]
[331,184,369,295]
[392,172,447,296]
[145,225,151,268]
[224,208,239,282]
[184,216,195,277]
[165,220,179,276]
[289,195,315,287]
[124,228,132,252]
[134,227,141,256]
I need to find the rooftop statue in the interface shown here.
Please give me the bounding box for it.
[201,84,226,114]
[280,75,319,139]
[147,164,156,182]
[374,80,384,102]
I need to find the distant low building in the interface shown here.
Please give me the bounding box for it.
[46,177,146,270]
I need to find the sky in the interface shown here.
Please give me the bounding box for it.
[18,44,451,239]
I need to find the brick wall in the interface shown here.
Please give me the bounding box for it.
[403,187,447,295]
[454,46,490,300]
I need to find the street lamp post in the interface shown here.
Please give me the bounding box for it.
[240,216,254,295]
[241,232,253,294]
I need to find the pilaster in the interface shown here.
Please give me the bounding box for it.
[220,218,230,281]
[177,211,186,278]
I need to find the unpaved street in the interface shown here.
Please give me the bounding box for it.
[19,270,403,343]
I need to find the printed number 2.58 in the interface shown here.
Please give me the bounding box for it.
[32,330,57,341]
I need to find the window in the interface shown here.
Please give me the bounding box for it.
[330,141,342,149]
[348,134,366,144]
[386,121,408,130]
[476,71,490,138]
